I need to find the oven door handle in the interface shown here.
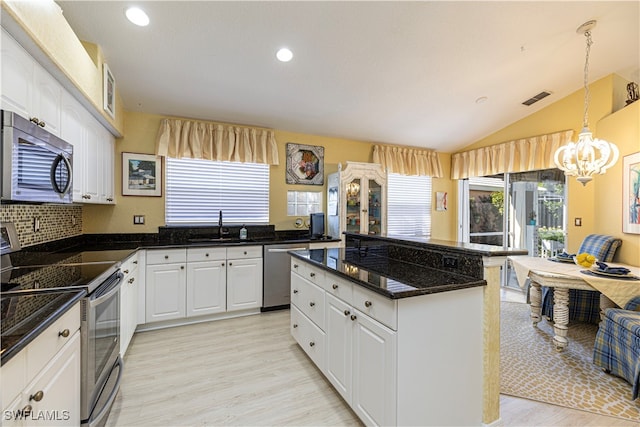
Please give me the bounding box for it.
[268,247,308,253]
[87,356,123,427]
[89,275,123,308]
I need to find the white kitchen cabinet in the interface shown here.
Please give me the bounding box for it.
[146,263,187,323]
[145,246,262,325]
[186,247,227,317]
[291,256,483,427]
[327,162,386,241]
[1,303,81,427]
[1,29,62,136]
[227,257,263,312]
[99,129,115,204]
[120,253,139,356]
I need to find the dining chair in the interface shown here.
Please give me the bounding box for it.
[541,234,623,324]
[593,295,640,400]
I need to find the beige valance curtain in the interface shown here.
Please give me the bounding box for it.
[450,129,574,179]
[372,145,443,177]
[156,118,279,165]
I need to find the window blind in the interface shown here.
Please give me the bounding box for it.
[166,158,269,224]
[387,173,432,237]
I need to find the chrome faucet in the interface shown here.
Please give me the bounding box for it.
[218,210,223,228]
[218,210,230,237]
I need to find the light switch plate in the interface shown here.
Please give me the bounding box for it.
[133,215,145,225]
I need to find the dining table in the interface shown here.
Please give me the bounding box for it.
[508,255,640,351]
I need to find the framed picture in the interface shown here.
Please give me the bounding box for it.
[286,143,324,185]
[436,191,448,211]
[103,63,115,119]
[622,152,640,234]
[122,152,162,197]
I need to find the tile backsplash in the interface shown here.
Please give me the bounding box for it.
[0,204,82,248]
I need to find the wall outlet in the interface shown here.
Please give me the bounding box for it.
[133,215,145,225]
[442,255,458,269]
[33,217,40,232]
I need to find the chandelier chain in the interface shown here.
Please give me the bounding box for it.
[582,30,593,128]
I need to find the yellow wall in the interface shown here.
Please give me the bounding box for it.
[595,101,640,265]
[84,111,409,233]
[457,75,639,265]
[2,0,125,135]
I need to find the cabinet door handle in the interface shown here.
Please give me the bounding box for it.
[29,390,44,402]
[229,262,232,266]
[164,255,169,259]
[309,301,315,307]
[29,116,39,125]
[128,277,135,284]
[310,272,316,278]
[364,300,372,308]
[123,269,129,274]
[58,329,70,338]
[293,323,298,328]
[221,262,225,266]
[332,284,338,290]
[350,314,357,321]
[180,265,185,270]
[21,405,32,416]
[293,264,299,269]
[205,253,209,257]
[293,289,298,294]
[133,260,138,264]
[38,120,45,127]
[344,310,350,316]
[362,209,368,213]
[309,341,315,347]
[244,251,247,255]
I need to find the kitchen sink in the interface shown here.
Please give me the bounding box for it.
[187,237,255,243]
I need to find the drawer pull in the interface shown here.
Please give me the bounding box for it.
[364,300,373,308]
[350,314,357,321]
[21,405,32,416]
[310,272,316,278]
[309,301,315,307]
[180,265,185,270]
[293,264,299,269]
[309,341,315,347]
[123,269,129,274]
[244,251,247,255]
[229,262,233,266]
[133,260,138,264]
[293,289,298,294]
[344,309,350,316]
[293,323,298,328]
[332,284,338,290]
[164,255,169,259]
[221,262,225,266]
[29,390,44,402]
[128,277,135,284]
[58,329,70,338]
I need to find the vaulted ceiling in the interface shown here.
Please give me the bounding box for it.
[56,1,639,152]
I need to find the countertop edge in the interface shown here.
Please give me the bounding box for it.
[290,251,486,300]
[1,289,86,365]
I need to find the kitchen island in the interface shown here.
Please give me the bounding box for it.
[289,233,527,426]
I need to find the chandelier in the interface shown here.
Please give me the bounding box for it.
[554,20,619,186]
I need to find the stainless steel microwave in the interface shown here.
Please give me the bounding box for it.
[1,110,73,203]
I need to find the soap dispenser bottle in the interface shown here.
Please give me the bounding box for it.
[239,225,247,240]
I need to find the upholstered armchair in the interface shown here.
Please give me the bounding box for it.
[541,234,623,324]
[593,296,640,400]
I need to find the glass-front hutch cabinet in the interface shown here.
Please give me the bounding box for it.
[327,162,387,242]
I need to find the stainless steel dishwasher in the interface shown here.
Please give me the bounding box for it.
[262,242,309,310]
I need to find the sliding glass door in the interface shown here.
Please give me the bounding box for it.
[460,168,566,288]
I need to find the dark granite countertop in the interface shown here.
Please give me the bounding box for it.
[290,247,486,299]
[1,289,85,365]
[345,232,529,257]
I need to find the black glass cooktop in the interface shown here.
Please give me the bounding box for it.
[1,262,119,293]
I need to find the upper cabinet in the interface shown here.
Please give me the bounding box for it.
[1,28,116,205]
[1,29,62,136]
[61,92,115,204]
[327,162,387,240]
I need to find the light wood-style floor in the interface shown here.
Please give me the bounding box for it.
[106,291,638,426]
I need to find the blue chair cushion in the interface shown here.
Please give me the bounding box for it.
[578,234,622,262]
[593,308,640,399]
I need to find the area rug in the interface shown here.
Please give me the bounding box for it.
[500,301,640,422]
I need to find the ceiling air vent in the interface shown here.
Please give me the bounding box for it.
[522,91,552,106]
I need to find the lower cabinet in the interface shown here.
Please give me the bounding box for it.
[145,246,262,324]
[291,258,484,427]
[120,253,139,356]
[1,303,81,427]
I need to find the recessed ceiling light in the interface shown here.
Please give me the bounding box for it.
[125,7,149,26]
[276,48,293,62]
